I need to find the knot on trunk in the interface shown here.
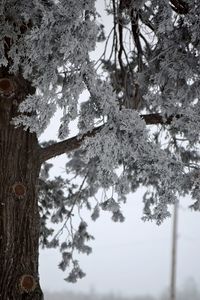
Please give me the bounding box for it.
[0,78,15,99]
[19,274,37,293]
[12,182,26,199]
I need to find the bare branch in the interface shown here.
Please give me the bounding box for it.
[130,8,143,72]
[169,0,189,14]
[39,126,102,163]
[118,0,125,72]
[40,113,180,163]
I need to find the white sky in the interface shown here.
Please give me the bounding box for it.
[39,1,200,298]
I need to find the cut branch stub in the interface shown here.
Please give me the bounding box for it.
[0,78,15,98]
[12,182,26,199]
[0,78,14,91]
[19,274,37,293]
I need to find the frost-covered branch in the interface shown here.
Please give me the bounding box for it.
[40,113,180,163]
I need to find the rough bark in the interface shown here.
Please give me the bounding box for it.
[0,70,43,299]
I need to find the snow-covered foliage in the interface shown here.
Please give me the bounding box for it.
[0,0,97,133]
[2,0,200,282]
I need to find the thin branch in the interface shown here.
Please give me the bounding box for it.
[130,8,143,72]
[40,113,181,163]
[139,7,155,33]
[139,33,151,55]
[118,0,125,72]
[94,27,114,69]
[112,0,118,68]
[117,1,131,71]
[49,174,88,243]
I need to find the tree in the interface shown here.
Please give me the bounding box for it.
[0,0,199,298]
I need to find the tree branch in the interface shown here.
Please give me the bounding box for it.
[118,0,125,72]
[40,113,180,163]
[169,0,189,14]
[39,126,101,163]
[130,8,143,72]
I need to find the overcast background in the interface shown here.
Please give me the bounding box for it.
[38,1,200,298]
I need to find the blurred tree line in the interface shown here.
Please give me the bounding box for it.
[45,278,199,300]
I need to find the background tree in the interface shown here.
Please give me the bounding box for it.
[44,280,200,300]
[0,0,199,299]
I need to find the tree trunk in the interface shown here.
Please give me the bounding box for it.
[0,72,43,299]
